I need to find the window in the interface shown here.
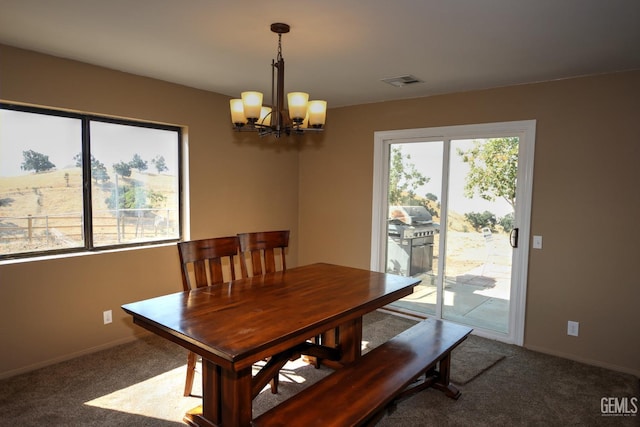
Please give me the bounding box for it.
[0,103,182,259]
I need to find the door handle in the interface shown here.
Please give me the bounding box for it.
[510,228,519,248]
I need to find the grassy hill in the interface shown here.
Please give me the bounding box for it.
[0,168,178,254]
[1,168,177,215]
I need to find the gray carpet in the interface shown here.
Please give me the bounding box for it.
[0,312,637,426]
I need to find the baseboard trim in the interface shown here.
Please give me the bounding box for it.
[0,332,149,380]
[378,307,639,379]
[525,344,640,379]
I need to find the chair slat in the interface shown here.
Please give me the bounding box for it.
[238,230,289,277]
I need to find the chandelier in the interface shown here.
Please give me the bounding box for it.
[229,23,327,138]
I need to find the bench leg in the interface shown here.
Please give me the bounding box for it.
[432,352,461,399]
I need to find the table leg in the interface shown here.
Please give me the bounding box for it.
[320,327,338,348]
[184,359,221,426]
[337,316,363,364]
[220,366,253,427]
[204,360,222,422]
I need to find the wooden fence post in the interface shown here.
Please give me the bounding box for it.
[27,214,33,242]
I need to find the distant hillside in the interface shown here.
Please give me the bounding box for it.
[423,198,474,232]
[0,168,177,218]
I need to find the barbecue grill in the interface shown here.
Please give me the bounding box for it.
[387,206,439,277]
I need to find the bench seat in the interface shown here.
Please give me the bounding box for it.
[252,318,473,427]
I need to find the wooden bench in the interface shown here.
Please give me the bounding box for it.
[252,318,473,427]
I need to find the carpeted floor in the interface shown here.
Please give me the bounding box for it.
[0,311,637,426]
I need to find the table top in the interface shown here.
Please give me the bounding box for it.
[122,263,419,370]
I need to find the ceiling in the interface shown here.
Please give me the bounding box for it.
[1,0,639,108]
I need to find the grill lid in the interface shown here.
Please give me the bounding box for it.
[389,206,433,225]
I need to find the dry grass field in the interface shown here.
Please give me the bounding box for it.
[0,168,178,255]
[417,199,512,277]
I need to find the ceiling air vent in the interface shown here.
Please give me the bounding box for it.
[381,75,424,88]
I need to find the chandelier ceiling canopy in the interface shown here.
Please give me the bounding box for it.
[229,23,327,139]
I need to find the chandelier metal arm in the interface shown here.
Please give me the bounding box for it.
[275,56,285,136]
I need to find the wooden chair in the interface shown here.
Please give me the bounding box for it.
[177,235,280,396]
[238,230,289,277]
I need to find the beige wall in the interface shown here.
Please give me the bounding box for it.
[298,71,640,376]
[1,44,639,379]
[0,45,299,377]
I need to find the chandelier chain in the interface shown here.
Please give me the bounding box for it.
[277,34,283,62]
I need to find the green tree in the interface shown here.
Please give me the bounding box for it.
[148,190,167,206]
[465,210,497,231]
[20,150,55,173]
[388,146,429,206]
[151,155,168,174]
[425,193,438,202]
[499,212,514,232]
[74,153,110,183]
[129,154,148,172]
[113,161,132,177]
[457,137,518,210]
[73,153,82,168]
[106,185,141,213]
[423,192,440,217]
[92,163,110,183]
[105,185,165,213]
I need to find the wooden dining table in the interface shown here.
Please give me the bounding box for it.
[121,262,420,427]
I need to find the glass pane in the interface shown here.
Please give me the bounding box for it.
[442,138,516,333]
[386,141,443,317]
[0,108,84,256]
[90,121,179,247]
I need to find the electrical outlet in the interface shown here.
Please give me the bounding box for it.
[533,235,543,249]
[103,310,112,325]
[567,320,579,336]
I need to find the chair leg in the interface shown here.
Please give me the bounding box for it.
[184,351,198,396]
[270,374,279,394]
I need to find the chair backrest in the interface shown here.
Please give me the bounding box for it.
[177,236,242,291]
[238,230,289,277]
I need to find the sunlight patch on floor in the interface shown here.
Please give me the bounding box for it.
[84,365,198,421]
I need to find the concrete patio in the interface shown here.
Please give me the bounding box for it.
[388,261,512,333]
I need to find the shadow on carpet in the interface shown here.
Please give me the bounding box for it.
[361,311,508,386]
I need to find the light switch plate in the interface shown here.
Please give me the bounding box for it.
[567,320,579,336]
[103,310,112,325]
[533,235,543,249]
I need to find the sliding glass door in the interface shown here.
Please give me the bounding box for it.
[371,121,535,344]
